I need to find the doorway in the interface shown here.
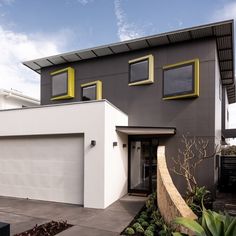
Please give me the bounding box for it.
[128,136,158,194]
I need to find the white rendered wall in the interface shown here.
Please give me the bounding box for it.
[0,100,128,208]
[104,102,128,208]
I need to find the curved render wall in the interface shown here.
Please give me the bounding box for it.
[157,146,197,234]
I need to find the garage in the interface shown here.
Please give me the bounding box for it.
[0,135,84,205]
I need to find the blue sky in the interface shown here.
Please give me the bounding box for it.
[0,0,236,128]
[0,0,232,52]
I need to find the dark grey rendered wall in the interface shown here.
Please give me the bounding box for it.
[41,39,220,195]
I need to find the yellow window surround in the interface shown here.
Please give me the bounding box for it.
[81,80,102,100]
[162,58,199,100]
[128,54,154,86]
[50,67,75,101]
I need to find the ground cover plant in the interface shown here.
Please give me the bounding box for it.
[14,221,72,236]
[121,193,172,236]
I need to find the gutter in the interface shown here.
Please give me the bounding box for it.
[0,90,39,105]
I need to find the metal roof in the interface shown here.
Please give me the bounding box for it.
[23,20,236,103]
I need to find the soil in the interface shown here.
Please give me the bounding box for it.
[14,221,73,236]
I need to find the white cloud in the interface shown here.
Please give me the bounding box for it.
[114,0,143,41]
[212,1,236,21]
[77,0,93,5]
[0,0,14,6]
[0,25,68,99]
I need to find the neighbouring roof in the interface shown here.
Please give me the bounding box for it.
[23,20,235,103]
[116,126,176,135]
[0,89,39,104]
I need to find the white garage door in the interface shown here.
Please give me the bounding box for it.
[0,135,84,205]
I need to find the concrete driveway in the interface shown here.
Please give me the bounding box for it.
[0,195,146,236]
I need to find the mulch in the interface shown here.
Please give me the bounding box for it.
[14,221,73,236]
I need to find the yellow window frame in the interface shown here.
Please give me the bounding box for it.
[81,80,102,100]
[50,67,75,101]
[163,59,199,100]
[128,54,154,86]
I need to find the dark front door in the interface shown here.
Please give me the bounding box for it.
[128,136,158,194]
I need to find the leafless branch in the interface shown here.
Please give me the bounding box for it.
[171,134,220,198]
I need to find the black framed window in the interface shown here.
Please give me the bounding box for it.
[82,85,96,101]
[128,55,154,86]
[50,67,75,101]
[81,80,102,101]
[163,59,199,99]
[52,72,68,97]
[130,60,149,83]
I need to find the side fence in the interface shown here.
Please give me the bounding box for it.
[219,155,236,192]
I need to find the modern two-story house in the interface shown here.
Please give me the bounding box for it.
[0,20,234,209]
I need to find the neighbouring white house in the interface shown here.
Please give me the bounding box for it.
[0,89,39,109]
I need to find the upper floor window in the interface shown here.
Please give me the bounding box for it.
[163,59,199,100]
[51,67,75,100]
[81,80,102,101]
[129,55,154,86]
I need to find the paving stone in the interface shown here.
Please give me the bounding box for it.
[77,209,134,233]
[0,195,145,235]
[0,212,47,236]
[56,225,119,236]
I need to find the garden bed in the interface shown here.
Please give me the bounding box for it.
[14,221,73,236]
[121,193,172,236]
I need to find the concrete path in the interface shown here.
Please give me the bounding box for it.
[0,195,146,236]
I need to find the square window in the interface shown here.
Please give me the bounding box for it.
[163,59,199,100]
[81,80,102,101]
[52,72,68,97]
[129,55,154,86]
[51,67,75,100]
[82,85,96,101]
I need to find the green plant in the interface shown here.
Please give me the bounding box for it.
[144,229,154,236]
[136,225,144,233]
[146,224,156,232]
[132,222,141,230]
[146,192,157,212]
[141,221,149,228]
[149,219,155,224]
[123,193,175,235]
[140,214,149,220]
[124,227,135,235]
[159,223,173,236]
[187,186,212,217]
[137,217,145,224]
[150,209,165,228]
[140,211,148,217]
[173,208,236,236]
[172,233,187,236]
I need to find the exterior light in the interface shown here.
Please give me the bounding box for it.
[91,140,96,147]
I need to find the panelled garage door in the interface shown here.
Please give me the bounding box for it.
[0,135,84,205]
